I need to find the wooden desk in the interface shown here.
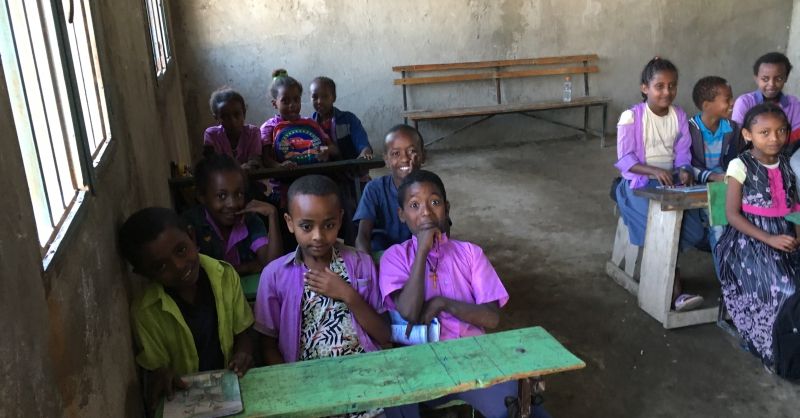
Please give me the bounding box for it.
[606,187,718,329]
[233,327,584,417]
[169,158,386,209]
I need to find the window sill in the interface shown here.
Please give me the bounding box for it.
[42,190,88,271]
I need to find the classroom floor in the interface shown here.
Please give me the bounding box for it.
[400,117,800,418]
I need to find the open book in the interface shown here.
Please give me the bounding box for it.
[389,310,440,345]
[160,370,242,418]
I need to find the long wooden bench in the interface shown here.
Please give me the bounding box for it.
[393,54,611,147]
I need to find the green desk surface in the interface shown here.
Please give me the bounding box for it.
[241,273,260,300]
[233,326,584,417]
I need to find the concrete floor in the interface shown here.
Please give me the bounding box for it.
[408,120,800,418]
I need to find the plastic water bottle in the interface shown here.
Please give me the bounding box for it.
[562,76,572,102]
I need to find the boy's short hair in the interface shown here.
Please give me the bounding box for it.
[397,170,447,207]
[753,52,793,76]
[119,207,189,269]
[384,124,425,151]
[692,76,729,110]
[311,76,336,97]
[287,175,341,208]
[194,154,244,195]
[209,86,246,116]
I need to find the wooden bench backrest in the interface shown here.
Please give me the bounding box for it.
[392,54,600,86]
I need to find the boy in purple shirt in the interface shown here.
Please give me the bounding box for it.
[732,52,800,144]
[254,175,389,366]
[379,170,548,418]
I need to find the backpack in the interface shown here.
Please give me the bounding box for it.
[772,291,800,379]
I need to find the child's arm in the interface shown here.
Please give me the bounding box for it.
[421,297,500,330]
[628,164,674,186]
[229,328,254,376]
[304,268,391,345]
[349,114,373,159]
[355,219,374,253]
[260,335,285,365]
[240,200,283,264]
[726,177,797,251]
[390,227,439,323]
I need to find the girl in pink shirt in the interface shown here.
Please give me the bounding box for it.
[203,87,262,169]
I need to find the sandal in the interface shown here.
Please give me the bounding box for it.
[674,294,704,312]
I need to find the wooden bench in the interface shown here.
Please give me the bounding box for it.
[393,54,611,147]
[230,326,584,417]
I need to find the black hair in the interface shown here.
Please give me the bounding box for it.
[287,175,341,208]
[742,102,789,132]
[385,124,425,151]
[397,170,447,207]
[691,76,729,110]
[311,76,336,97]
[640,57,678,101]
[753,52,793,77]
[118,207,189,269]
[269,68,303,99]
[209,86,246,117]
[194,154,245,196]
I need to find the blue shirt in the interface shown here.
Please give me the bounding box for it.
[312,107,370,160]
[353,175,411,252]
[692,114,732,171]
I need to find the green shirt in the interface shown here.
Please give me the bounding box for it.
[131,254,254,374]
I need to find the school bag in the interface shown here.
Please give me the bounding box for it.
[772,290,800,380]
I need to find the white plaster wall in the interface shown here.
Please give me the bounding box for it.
[171,0,792,151]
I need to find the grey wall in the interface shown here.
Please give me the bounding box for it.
[0,0,190,416]
[171,0,792,153]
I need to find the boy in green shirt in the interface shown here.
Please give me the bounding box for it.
[119,207,254,414]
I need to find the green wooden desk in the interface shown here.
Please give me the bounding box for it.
[233,326,584,417]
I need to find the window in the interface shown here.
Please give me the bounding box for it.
[0,0,111,266]
[144,0,171,77]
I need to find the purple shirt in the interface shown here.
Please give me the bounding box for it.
[732,91,800,143]
[615,102,692,189]
[379,234,509,341]
[203,124,262,165]
[260,115,283,147]
[253,244,384,363]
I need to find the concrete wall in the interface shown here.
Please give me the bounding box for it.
[0,0,189,416]
[787,0,800,97]
[171,0,792,152]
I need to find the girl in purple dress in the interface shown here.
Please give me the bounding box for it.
[715,103,800,369]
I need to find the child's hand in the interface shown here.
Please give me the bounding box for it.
[652,167,674,186]
[358,148,374,160]
[767,234,799,252]
[280,160,297,170]
[305,268,355,302]
[228,351,254,377]
[417,227,441,254]
[317,146,331,162]
[420,296,448,324]
[238,200,277,218]
[148,368,188,414]
[678,169,694,186]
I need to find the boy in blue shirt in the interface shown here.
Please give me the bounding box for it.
[354,125,425,254]
[688,76,743,273]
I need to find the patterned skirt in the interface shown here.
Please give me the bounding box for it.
[714,214,800,365]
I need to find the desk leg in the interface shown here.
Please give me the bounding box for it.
[638,202,681,325]
[517,377,532,418]
[354,173,362,202]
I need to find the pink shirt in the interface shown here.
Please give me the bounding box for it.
[379,235,509,341]
[203,124,262,164]
[253,244,384,363]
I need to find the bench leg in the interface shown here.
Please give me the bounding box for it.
[601,103,608,148]
[583,105,589,140]
[607,216,640,295]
